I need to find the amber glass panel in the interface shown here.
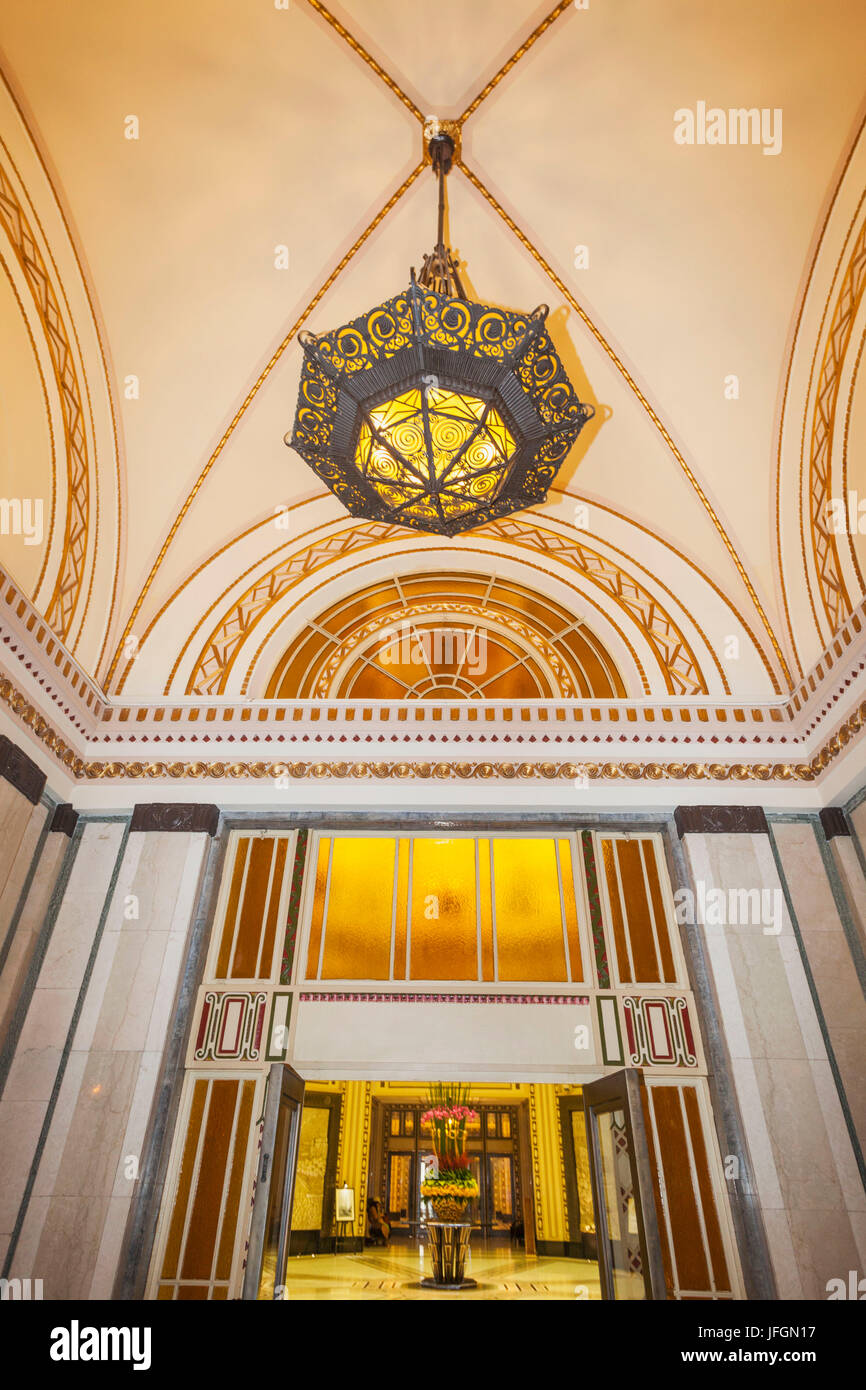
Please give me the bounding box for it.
[642,841,678,983]
[393,838,410,980]
[160,1079,208,1280]
[257,838,289,978]
[180,1080,240,1280]
[231,838,275,978]
[649,1085,711,1294]
[321,837,394,979]
[600,838,633,983]
[390,1112,401,1136]
[216,1079,255,1281]
[304,837,331,978]
[494,839,567,981]
[500,1112,511,1139]
[410,838,477,980]
[616,840,662,982]
[558,839,584,981]
[683,1087,731,1292]
[215,839,249,978]
[479,839,495,980]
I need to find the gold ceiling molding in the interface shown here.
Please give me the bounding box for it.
[0,151,89,643]
[807,215,866,637]
[843,331,866,597]
[455,158,791,692]
[474,518,712,696]
[0,253,58,595]
[107,163,425,691]
[105,0,585,693]
[105,0,789,700]
[775,118,866,680]
[456,0,574,124]
[243,542,651,697]
[4,660,866,785]
[186,522,403,695]
[304,603,586,699]
[264,575,627,700]
[183,517,709,699]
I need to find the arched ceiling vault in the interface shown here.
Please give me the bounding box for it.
[0,0,865,707]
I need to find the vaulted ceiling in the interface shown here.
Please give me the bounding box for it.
[0,0,864,705]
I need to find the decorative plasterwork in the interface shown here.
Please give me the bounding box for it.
[808,215,866,635]
[106,0,789,700]
[0,151,89,641]
[181,518,712,698]
[3,566,865,779]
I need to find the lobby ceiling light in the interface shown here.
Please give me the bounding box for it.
[287,132,594,537]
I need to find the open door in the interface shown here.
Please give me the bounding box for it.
[242,1063,305,1300]
[583,1068,667,1300]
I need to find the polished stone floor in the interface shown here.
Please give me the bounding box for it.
[280,1245,602,1300]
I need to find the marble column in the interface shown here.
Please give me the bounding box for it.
[676,805,866,1300]
[0,803,217,1297]
[0,736,53,1053]
[0,803,77,1056]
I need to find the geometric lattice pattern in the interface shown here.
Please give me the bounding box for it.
[0,158,90,642]
[808,216,866,635]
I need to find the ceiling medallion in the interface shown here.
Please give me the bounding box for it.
[287,133,595,537]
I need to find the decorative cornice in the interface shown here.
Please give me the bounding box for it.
[2,567,866,785]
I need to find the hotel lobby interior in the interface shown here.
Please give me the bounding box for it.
[0,0,865,1311]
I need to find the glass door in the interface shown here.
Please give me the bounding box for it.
[582,1068,666,1300]
[242,1063,305,1300]
[487,1154,515,1235]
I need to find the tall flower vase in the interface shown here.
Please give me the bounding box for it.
[422,1223,476,1290]
[419,1085,479,1289]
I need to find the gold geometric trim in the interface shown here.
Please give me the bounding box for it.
[457,159,791,691]
[0,156,90,641]
[185,518,709,697]
[3,671,864,784]
[808,216,866,635]
[475,518,710,695]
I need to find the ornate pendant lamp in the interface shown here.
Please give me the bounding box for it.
[287,133,594,537]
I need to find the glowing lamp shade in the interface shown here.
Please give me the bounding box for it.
[287,282,594,538]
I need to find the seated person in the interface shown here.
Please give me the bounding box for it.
[366,1197,391,1246]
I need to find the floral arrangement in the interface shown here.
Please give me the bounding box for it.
[420,1083,479,1220]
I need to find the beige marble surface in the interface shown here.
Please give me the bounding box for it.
[682,828,865,1303]
[5,825,208,1300]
